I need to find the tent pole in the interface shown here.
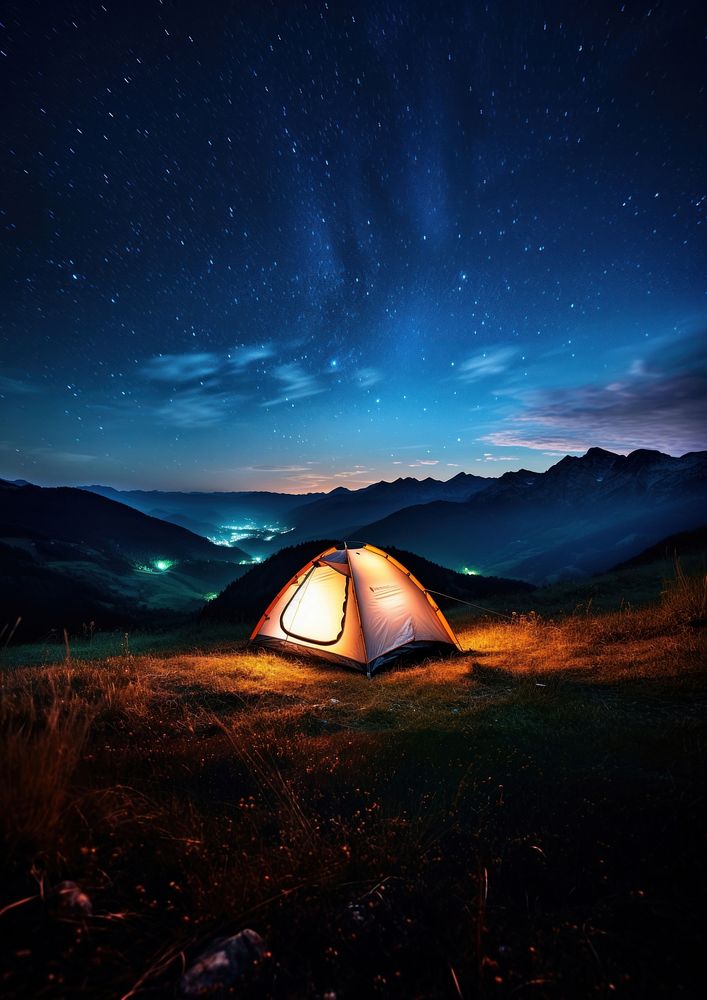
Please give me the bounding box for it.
[346,548,370,677]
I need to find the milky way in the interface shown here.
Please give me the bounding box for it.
[2,1,705,490]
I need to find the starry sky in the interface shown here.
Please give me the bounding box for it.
[2,1,705,492]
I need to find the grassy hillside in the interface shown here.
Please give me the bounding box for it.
[1,567,705,998]
[0,481,253,635]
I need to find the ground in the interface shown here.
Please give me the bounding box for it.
[0,572,705,998]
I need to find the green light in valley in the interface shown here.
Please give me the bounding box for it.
[203,592,219,602]
[462,566,479,576]
[153,559,175,572]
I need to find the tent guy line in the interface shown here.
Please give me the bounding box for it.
[423,589,514,620]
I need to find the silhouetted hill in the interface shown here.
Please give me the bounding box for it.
[0,540,131,636]
[201,540,533,625]
[0,481,251,635]
[0,480,248,562]
[355,449,707,583]
[611,523,707,571]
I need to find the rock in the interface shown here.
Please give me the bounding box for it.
[180,928,266,996]
[52,881,93,916]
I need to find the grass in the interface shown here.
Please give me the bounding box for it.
[0,621,252,669]
[1,568,706,997]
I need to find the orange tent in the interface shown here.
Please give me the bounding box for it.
[250,542,461,675]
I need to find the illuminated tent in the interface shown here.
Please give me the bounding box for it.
[250,542,461,675]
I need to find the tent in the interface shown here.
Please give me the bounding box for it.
[250,542,462,675]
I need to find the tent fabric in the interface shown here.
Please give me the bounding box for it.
[250,543,461,674]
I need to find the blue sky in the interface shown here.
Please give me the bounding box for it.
[1,1,705,491]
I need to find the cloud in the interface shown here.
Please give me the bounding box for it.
[355,367,382,388]
[408,458,439,467]
[247,464,313,473]
[479,452,521,462]
[50,450,98,463]
[480,431,591,453]
[480,335,707,455]
[457,348,515,382]
[4,445,98,464]
[261,363,324,407]
[334,465,374,479]
[228,345,274,369]
[143,345,274,384]
[154,390,238,428]
[0,375,39,396]
[142,353,220,383]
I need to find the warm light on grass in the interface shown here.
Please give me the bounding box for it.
[1,565,705,998]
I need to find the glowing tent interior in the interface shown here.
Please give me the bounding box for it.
[250,542,462,675]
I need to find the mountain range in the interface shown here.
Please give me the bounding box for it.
[355,449,707,582]
[83,447,707,583]
[2,446,705,637]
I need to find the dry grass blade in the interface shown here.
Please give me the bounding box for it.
[0,675,96,853]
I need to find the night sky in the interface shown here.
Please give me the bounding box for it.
[2,1,705,492]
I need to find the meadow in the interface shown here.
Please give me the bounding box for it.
[1,566,705,998]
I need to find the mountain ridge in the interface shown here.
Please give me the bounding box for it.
[6,446,706,588]
[352,449,707,582]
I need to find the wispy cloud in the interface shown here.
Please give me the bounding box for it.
[480,431,591,453]
[154,390,240,429]
[261,364,324,407]
[408,458,439,467]
[2,444,98,463]
[141,352,220,383]
[478,452,521,462]
[0,375,39,395]
[137,345,276,426]
[228,344,274,369]
[334,465,374,479]
[480,335,707,455]
[247,464,313,473]
[355,367,382,388]
[457,348,515,382]
[51,449,98,463]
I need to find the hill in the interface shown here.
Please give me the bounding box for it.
[201,539,534,625]
[0,479,250,562]
[0,480,251,635]
[611,522,707,571]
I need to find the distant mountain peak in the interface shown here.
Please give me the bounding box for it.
[624,448,670,467]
